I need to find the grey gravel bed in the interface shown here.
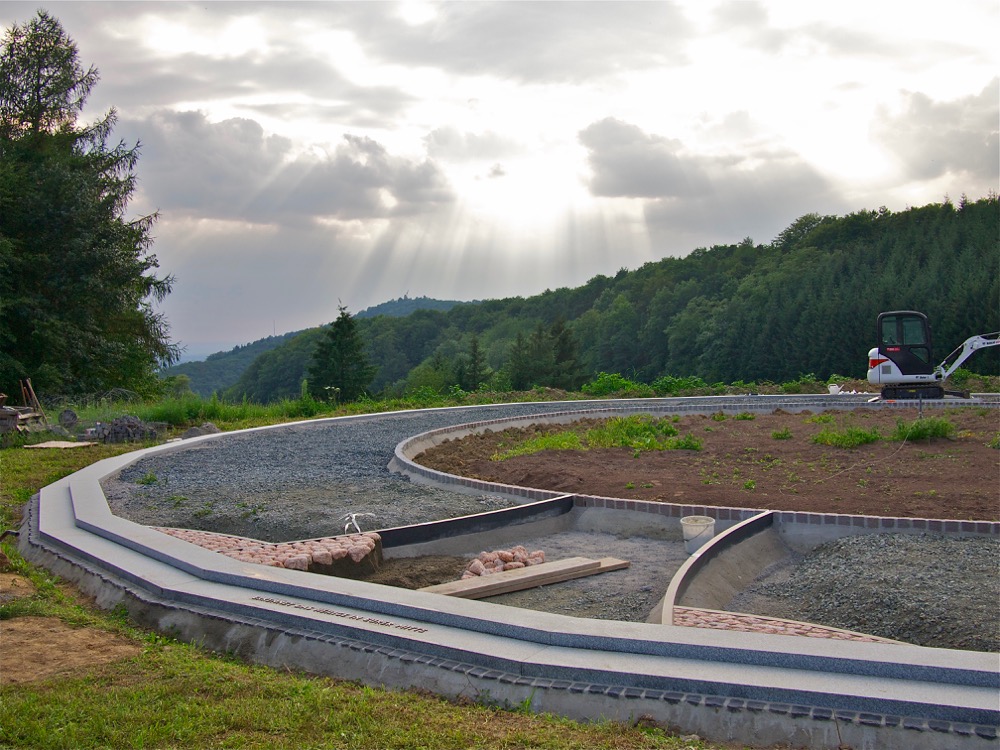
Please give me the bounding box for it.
[729,533,1000,652]
[104,403,623,541]
[101,400,998,648]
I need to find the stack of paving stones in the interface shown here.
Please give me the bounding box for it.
[672,606,899,643]
[155,527,382,574]
[94,416,158,443]
[461,546,545,578]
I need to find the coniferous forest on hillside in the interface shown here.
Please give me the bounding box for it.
[166,196,1000,404]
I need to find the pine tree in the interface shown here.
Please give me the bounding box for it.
[307,306,376,402]
[0,11,177,395]
[464,334,486,391]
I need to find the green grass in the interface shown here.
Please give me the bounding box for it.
[492,431,585,460]
[493,415,702,460]
[0,393,748,750]
[771,427,793,440]
[0,639,699,749]
[811,426,882,448]
[890,417,955,441]
[585,415,679,449]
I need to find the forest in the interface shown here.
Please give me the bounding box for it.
[171,195,999,404]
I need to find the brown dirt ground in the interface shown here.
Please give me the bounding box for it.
[0,574,142,685]
[415,407,1000,521]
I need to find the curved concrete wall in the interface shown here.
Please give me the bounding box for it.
[17,396,1000,749]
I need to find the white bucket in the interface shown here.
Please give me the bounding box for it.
[681,515,716,554]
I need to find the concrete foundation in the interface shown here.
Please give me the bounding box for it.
[18,396,1000,749]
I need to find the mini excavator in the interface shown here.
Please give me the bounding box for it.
[866,310,1000,400]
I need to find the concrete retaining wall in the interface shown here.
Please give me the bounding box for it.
[16,396,1000,749]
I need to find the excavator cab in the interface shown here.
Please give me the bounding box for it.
[877,310,934,376]
[868,310,999,399]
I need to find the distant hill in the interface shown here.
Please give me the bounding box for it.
[160,331,304,397]
[356,295,466,318]
[160,296,468,396]
[222,196,999,403]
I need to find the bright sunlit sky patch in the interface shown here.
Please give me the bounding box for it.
[2,1,997,359]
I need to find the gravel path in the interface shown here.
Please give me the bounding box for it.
[101,400,998,649]
[104,403,614,541]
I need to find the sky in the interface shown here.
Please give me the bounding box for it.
[3,2,998,360]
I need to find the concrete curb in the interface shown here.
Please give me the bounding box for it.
[17,396,1000,749]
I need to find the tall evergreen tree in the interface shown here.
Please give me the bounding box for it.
[549,317,582,390]
[307,306,376,401]
[0,11,177,395]
[506,332,532,390]
[463,334,486,391]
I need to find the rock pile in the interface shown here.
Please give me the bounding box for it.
[181,422,221,439]
[461,545,545,579]
[155,527,382,574]
[93,416,158,443]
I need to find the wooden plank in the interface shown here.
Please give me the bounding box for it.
[419,556,630,599]
[420,557,598,597]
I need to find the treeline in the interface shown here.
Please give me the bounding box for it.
[216,196,998,404]
[163,332,300,398]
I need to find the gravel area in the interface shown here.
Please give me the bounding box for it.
[475,530,687,621]
[101,400,998,648]
[729,533,1000,651]
[104,405,579,542]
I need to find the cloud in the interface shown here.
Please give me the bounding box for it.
[578,117,844,250]
[872,78,999,183]
[128,111,453,225]
[424,127,521,162]
[350,2,694,83]
[579,118,712,198]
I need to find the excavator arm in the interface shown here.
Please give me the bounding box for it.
[936,332,1000,379]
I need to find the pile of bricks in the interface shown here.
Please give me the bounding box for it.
[462,545,545,579]
[155,527,381,572]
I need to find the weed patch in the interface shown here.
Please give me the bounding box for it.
[891,417,955,442]
[811,426,881,448]
[492,432,584,460]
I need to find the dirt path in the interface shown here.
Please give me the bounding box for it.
[415,407,1000,520]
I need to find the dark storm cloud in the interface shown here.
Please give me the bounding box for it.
[129,110,453,224]
[872,79,999,183]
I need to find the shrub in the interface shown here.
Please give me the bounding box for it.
[772,427,793,440]
[650,374,708,395]
[580,372,653,398]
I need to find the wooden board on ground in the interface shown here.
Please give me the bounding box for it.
[419,556,630,599]
[24,441,97,449]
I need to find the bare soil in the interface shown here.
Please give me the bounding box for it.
[0,574,142,685]
[414,407,1000,520]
